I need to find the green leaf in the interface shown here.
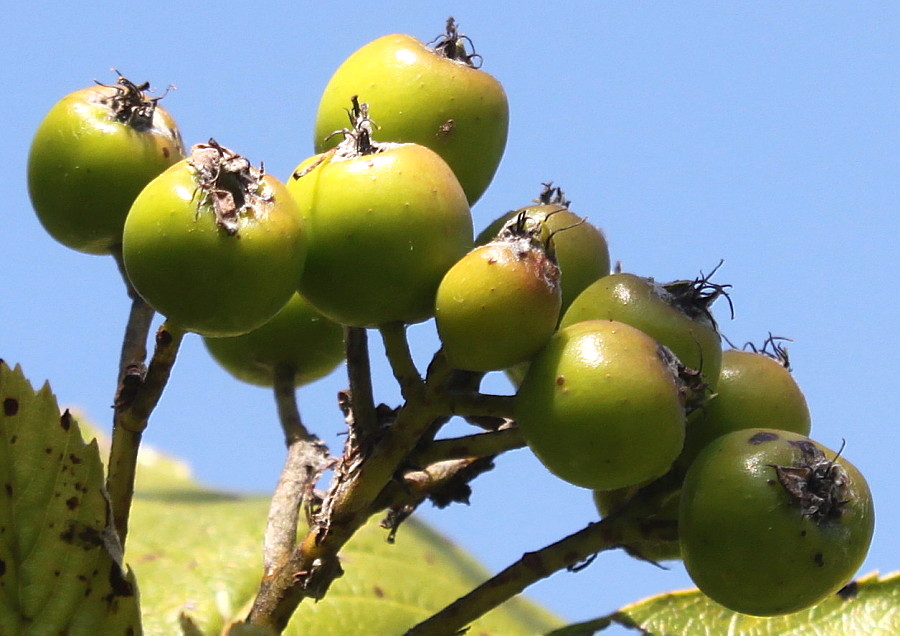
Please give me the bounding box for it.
[116,424,560,635]
[547,571,900,635]
[0,361,142,635]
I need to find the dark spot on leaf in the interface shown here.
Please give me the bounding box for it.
[69,453,82,465]
[800,530,807,537]
[4,484,11,497]
[373,585,385,598]
[748,431,779,444]
[66,496,79,510]
[9,435,16,445]
[127,627,136,636]
[85,587,92,597]
[109,563,134,597]
[814,552,825,567]
[0,559,5,576]
[60,521,103,550]
[3,398,18,416]
[54,570,61,577]
[45,448,52,454]
[837,580,859,600]
[60,410,72,431]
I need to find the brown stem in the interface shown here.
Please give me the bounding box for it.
[344,326,378,437]
[404,516,631,636]
[412,426,524,466]
[245,352,455,631]
[107,322,184,544]
[379,322,424,401]
[263,366,330,574]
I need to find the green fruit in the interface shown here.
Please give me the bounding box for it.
[680,429,875,616]
[478,185,610,315]
[561,272,724,389]
[123,141,306,337]
[289,110,472,327]
[435,214,561,371]
[683,347,811,464]
[28,74,184,254]
[204,292,344,387]
[314,20,508,205]
[516,320,687,491]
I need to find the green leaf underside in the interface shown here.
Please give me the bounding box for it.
[547,571,899,636]
[0,361,141,636]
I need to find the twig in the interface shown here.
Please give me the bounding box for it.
[344,326,378,437]
[412,426,525,466]
[245,351,456,631]
[107,321,185,544]
[404,517,629,635]
[379,322,424,400]
[263,366,330,574]
[111,249,156,380]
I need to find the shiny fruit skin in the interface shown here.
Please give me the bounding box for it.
[288,143,472,327]
[123,159,306,337]
[204,292,344,387]
[680,429,875,616]
[435,240,560,372]
[516,320,686,491]
[314,33,509,205]
[561,273,723,389]
[28,84,183,254]
[682,349,811,464]
[478,204,610,314]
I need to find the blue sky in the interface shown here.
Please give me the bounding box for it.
[4,1,899,632]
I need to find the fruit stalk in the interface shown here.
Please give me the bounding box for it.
[263,366,330,574]
[379,322,424,400]
[107,321,185,543]
[412,425,524,465]
[344,326,378,437]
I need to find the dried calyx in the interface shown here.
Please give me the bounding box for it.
[188,139,271,235]
[535,181,571,209]
[294,97,384,180]
[657,344,710,413]
[770,440,850,524]
[96,70,168,131]
[659,261,733,331]
[745,333,793,370]
[430,17,482,68]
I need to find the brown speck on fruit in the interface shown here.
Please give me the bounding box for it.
[556,375,566,386]
[837,580,859,600]
[373,586,385,598]
[437,119,455,138]
[3,398,18,416]
[162,146,170,158]
[748,431,779,445]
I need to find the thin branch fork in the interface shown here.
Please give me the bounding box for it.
[245,350,456,631]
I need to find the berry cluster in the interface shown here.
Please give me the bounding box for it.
[26,17,874,623]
